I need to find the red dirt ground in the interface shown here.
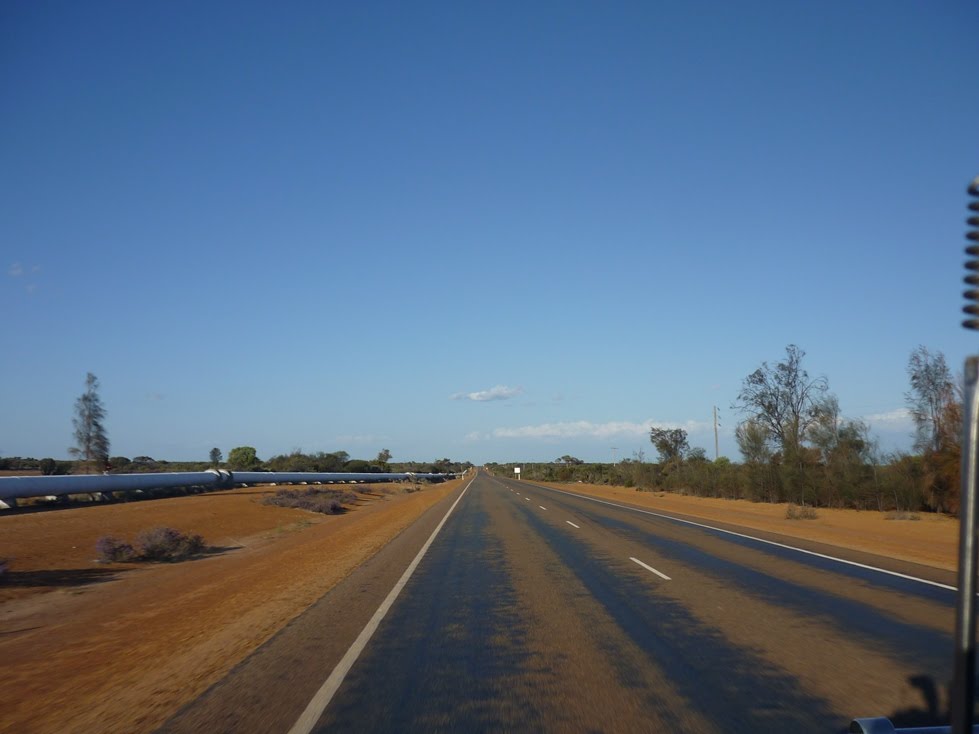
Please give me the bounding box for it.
[0,479,465,733]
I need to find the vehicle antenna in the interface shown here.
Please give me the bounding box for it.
[952,176,979,734]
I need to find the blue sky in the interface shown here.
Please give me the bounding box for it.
[2,1,978,465]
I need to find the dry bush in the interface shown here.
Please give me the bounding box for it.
[263,487,357,514]
[884,510,921,521]
[785,504,819,520]
[135,527,205,561]
[95,536,137,562]
[96,527,205,563]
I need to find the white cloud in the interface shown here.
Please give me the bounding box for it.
[8,263,23,277]
[451,385,523,402]
[484,418,708,441]
[862,408,912,427]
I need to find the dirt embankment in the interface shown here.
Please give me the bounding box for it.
[0,478,467,734]
[530,481,960,572]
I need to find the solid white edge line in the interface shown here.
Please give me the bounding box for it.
[287,477,475,734]
[527,483,956,592]
[630,556,671,581]
[566,521,580,529]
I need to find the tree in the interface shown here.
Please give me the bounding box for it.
[734,345,828,458]
[649,427,689,466]
[68,372,110,473]
[109,456,131,472]
[736,417,778,503]
[808,395,872,506]
[557,455,583,465]
[735,418,772,464]
[209,448,223,467]
[905,347,962,512]
[376,448,392,465]
[227,446,259,470]
[905,346,957,454]
[688,447,708,462]
[344,459,373,473]
[313,451,345,472]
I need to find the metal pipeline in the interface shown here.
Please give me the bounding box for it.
[0,470,459,507]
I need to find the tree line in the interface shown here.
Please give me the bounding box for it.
[490,345,962,514]
[217,447,470,475]
[1,372,470,477]
[0,448,471,477]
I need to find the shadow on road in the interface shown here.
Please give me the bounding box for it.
[886,675,952,729]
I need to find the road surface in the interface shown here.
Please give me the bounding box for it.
[160,471,958,733]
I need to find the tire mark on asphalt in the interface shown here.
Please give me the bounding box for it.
[315,484,542,732]
[593,512,951,676]
[516,501,839,733]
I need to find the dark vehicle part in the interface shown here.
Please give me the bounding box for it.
[850,720,975,734]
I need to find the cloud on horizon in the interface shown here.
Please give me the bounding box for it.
[861,408,912,427]
[466,418,709,441]
[451,385,523,402]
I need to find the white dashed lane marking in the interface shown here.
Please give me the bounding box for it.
[630,557,671,581]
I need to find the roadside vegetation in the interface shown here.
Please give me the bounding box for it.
[0,449,471,478]
[263,487,359,515]
[489,345,962,515]
[2,379,472,480]
[96,527,206,563]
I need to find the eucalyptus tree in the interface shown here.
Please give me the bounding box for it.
[734,345,828,459]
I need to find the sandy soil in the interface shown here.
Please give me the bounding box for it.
[0,474,960,733]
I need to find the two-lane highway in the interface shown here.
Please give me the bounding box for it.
[161,471,957,733]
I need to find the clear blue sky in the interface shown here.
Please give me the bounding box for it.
[2,1,977,465]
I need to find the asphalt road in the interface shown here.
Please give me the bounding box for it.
[160,471,961,733]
